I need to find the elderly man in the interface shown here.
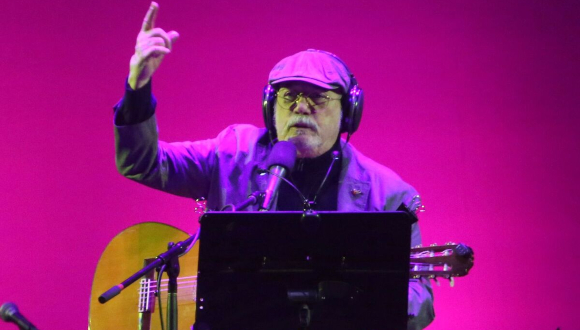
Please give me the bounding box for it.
[114,2,434,329]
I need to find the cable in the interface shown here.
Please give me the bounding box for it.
[311,150,340,206]
[259,168,308,206]
[156,264,166,330]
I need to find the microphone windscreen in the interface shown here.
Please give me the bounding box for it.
[0,302,17,321]
[266,141,297,170]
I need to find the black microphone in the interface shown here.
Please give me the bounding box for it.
[260,141,296,211]
[0,302,38,330]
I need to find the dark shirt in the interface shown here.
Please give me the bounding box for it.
[276,139,342,211]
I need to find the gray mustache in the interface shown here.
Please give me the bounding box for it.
[285,116,319,132]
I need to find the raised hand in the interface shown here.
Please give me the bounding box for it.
[128,2,179,90]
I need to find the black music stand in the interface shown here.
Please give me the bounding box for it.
[194,211,412,330]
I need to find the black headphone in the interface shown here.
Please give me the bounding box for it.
[262,51,364,140]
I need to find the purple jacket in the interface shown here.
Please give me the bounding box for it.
[115,116,435,329]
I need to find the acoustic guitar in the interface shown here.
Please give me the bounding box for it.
[89,222,473,330]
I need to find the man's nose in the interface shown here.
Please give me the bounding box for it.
[292,96,312,114]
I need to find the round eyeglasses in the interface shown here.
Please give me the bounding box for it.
[276,88,342,110]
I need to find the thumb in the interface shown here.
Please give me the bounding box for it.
[168,31,180,44]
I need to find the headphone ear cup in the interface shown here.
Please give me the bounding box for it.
[349,85,364,134]
[341,84,364,135]
[262,85,276,134]
[340,95,352,134]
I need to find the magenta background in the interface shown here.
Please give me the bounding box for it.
[2,0,579,329]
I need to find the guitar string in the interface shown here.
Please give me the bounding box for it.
[154,287,197,294]
[140,267,456,295]
[140,284,197,292]
[141,271,458,302]
[138,263,453,290]
[148,279,197,285]
[139,283,196,290]
[140,286,197,293]
[409,262,449,265]
[145,281,196,288]
[139,259,456,299]
[146,275,197,284]
[153,287,197,294]
[151,275,197,280]
[138,262,455,295]
[411,249,453,258]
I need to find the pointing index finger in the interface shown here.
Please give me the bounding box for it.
[141,2,159,32]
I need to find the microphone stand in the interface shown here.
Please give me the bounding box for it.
[235,191,264,211]
[165,242,180,330]
[100,190,263,329]
[99,189,265,329]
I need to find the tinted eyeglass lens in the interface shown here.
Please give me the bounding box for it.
[277,91,328,109]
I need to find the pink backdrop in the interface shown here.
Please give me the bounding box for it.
[2,0,579,329]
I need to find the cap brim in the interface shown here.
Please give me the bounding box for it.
[270,77,339,91]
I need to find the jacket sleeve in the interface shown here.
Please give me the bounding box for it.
[114,113,218,199]
[407,221,436,330]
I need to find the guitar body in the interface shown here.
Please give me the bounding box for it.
[88,220,473,330]
[89,222,198,330]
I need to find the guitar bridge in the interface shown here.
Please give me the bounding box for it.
[138,278,153,313]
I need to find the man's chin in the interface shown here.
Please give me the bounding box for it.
[288,134,312,143]
[287,136,321,153]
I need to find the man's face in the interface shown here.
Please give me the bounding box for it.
[274,81,343,158]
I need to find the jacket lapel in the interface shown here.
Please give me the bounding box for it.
[337,143,370,211]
